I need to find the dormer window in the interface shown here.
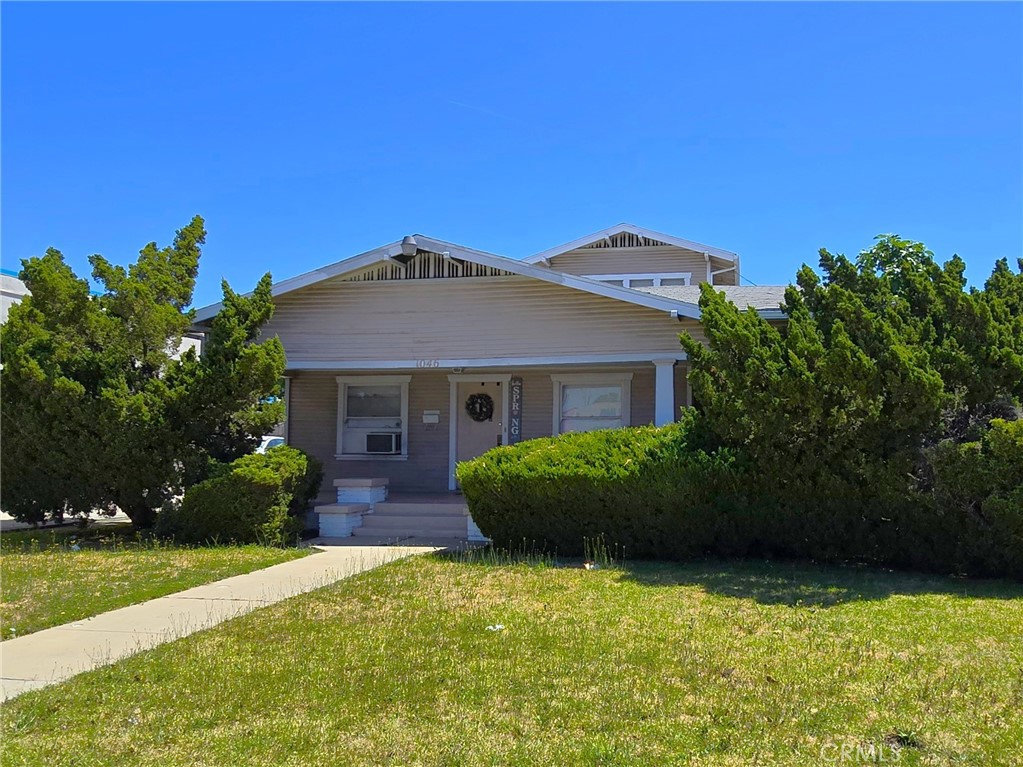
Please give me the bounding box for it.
[585,272,692,288]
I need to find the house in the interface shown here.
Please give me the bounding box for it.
[194,223,787,540]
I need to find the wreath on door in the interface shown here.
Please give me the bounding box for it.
[465,392,495,422]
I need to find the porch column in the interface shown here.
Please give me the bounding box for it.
[653,358,676,426]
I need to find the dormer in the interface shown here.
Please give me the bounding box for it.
[524,223,739,286]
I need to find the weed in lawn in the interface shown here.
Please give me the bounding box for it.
[583,534,624,570]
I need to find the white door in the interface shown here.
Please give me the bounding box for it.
[456,380,505,465]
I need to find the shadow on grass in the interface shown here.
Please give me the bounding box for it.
[1,521,141,552]
[618,559,1023,607]
[434,547,1023,607]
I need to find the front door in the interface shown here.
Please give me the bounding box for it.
[456,380,505,466]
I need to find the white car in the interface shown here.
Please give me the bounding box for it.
[256,435,286,454]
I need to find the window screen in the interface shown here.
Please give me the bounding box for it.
[560,384,624,433]
[346,385,401,418]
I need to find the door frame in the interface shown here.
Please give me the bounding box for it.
[447,374,511,490]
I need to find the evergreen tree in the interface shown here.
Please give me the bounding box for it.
[1,217,285,528]
[679,236,1022,565]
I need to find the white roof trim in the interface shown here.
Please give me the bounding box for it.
[523,222,737,264]
[192,234,705,322]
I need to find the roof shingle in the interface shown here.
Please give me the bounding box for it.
[633,284,789,311]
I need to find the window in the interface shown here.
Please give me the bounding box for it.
[587,273,692,288]
[336,375,410,459]
[551,374,632,434]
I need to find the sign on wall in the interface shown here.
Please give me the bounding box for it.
[509,376,523,445]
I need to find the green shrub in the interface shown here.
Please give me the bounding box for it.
[158,446,323,546]
[458,415,1023,578]
[457,413,745,559]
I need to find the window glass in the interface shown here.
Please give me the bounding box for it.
[346,385,401,418]
[602,279,625,287]
[660,277,689,286]
[630,278,655,288]
[560,385,623,432]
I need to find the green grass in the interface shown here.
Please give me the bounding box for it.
[0,524,308,638]
[2,553,1022,766]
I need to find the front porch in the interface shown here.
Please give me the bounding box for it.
[286,358,693,503]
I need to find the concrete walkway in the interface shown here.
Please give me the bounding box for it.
[0,539,456,702]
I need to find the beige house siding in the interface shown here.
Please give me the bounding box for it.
[286,372,336,502]
[289,363,687,496]
[674,364,690,414]
[631,367,655,426]
[264,275,703,363]
[711,268,737,286]
[517,371,555,441]
[547,246,736,285]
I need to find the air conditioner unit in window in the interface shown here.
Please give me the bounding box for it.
[366,432,401,455]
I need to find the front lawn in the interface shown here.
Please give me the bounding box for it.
[0,526,308,639]
[2,554,1021,766]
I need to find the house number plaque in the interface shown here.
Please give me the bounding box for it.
[509,376,523,445]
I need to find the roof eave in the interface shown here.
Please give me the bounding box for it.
[192,234,705,324]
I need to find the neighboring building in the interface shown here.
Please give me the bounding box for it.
[1,269,30,324]
[171,333,203,360]
[193,223,788,538]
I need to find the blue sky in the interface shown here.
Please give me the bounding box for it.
[2,2,1020,308]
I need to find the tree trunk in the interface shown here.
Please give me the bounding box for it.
[124,503,157,531]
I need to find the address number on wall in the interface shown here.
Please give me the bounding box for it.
[415,359,440,368]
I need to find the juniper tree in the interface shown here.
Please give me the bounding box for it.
[679,236,1022,560]
[0,216,285,528]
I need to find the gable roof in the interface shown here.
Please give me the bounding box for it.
[192,234,707,323]
[523,222,738,265]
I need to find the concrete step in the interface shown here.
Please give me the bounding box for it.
[333,478,389,488]
[357,514,467,530]
[372,502,468,516]
[354,514,468,538]
[316,503,370,515]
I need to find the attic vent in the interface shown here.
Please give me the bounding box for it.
[582,232,670,249]
[341,251,514,282]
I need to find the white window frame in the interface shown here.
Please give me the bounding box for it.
[583,272,692,288]
[550,373,633,435]
[335,375,411,461]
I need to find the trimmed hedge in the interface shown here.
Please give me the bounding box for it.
[457,413,749,560]
[158,446,323,546]
[457,414,1023,578]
